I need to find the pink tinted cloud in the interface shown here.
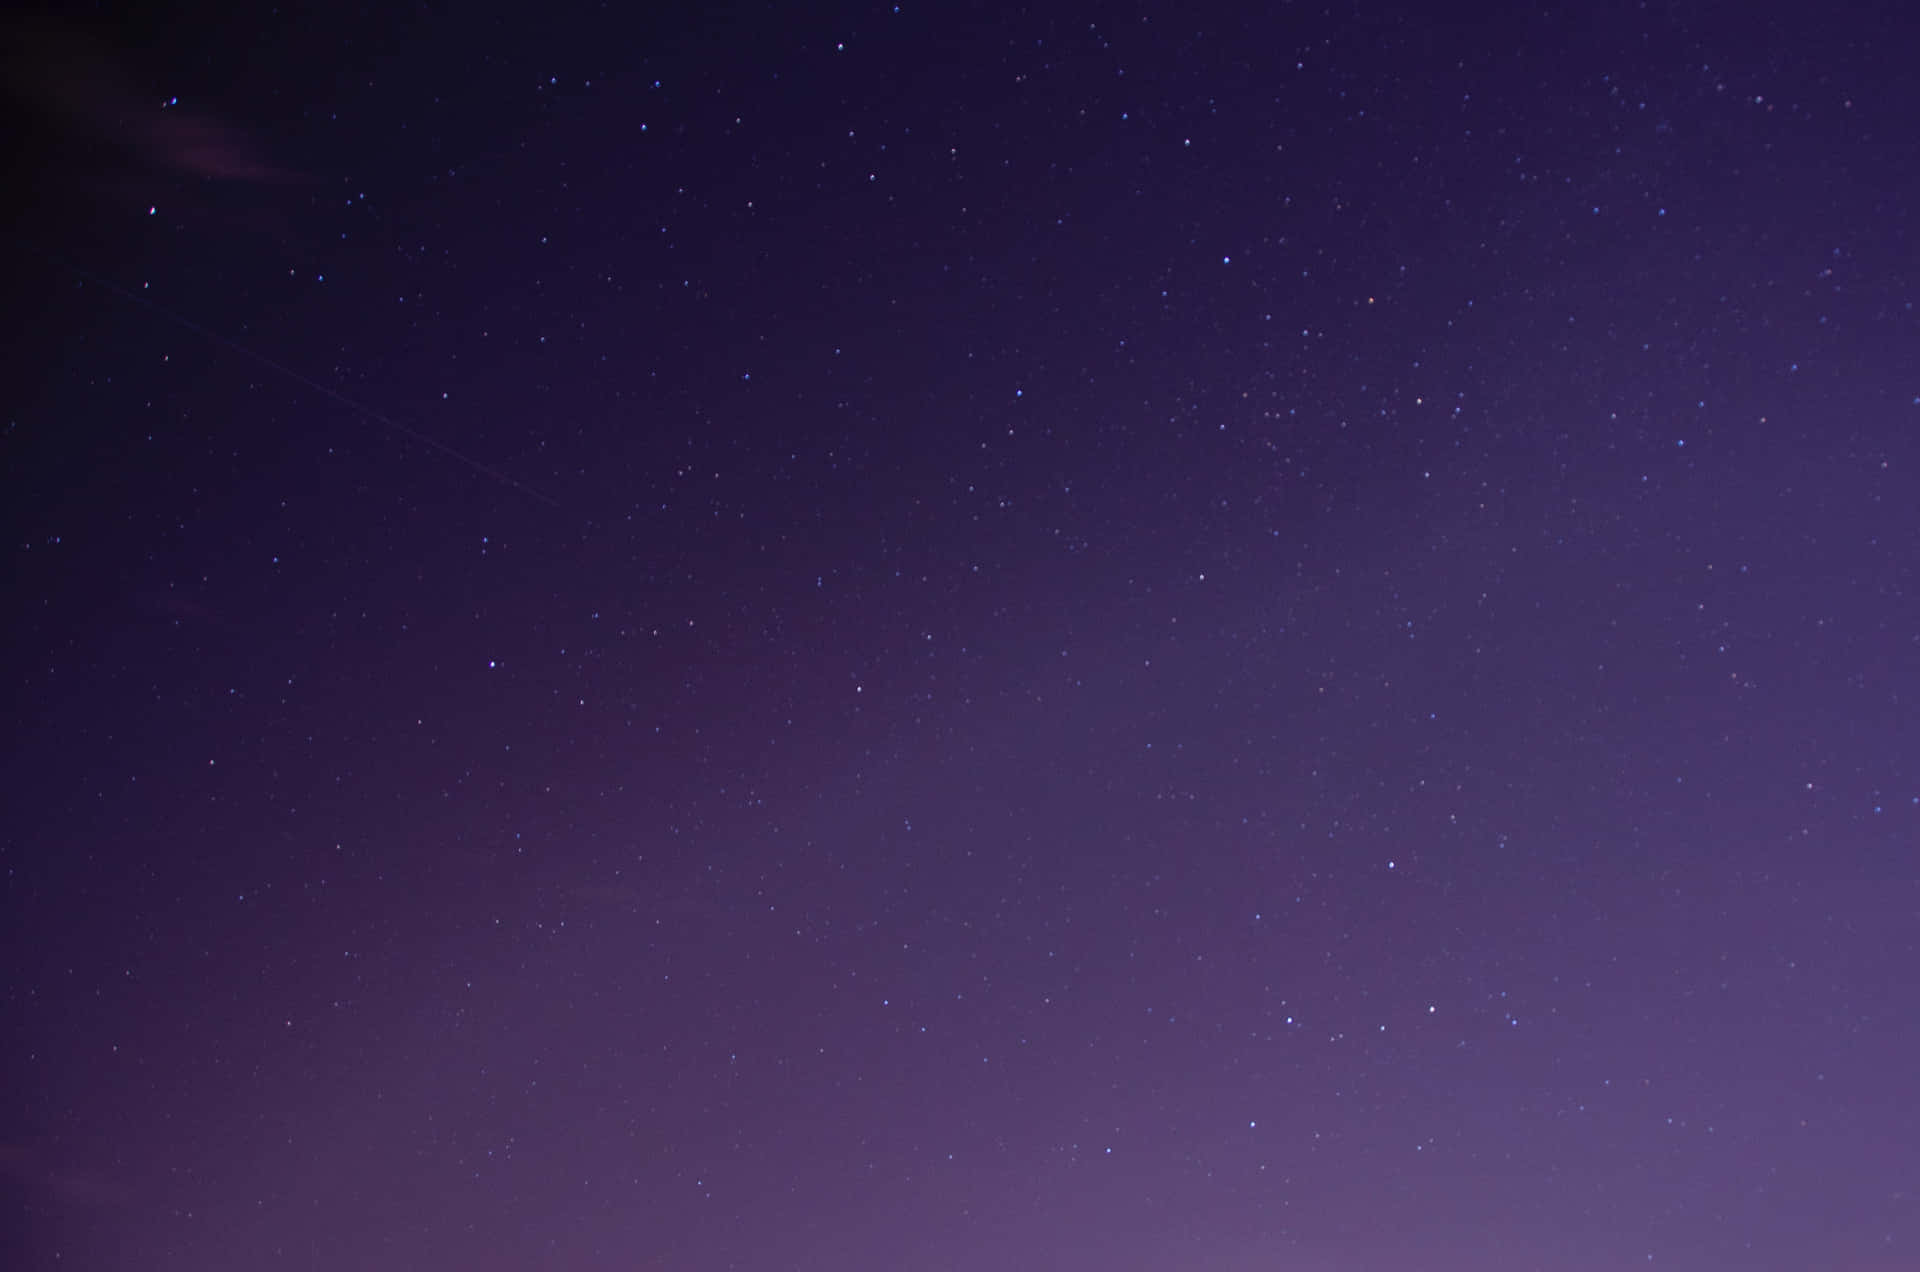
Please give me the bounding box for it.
[5,15,308,184]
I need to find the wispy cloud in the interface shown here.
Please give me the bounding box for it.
[3,16,308,184]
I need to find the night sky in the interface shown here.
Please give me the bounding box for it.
[4,2,1918,1268]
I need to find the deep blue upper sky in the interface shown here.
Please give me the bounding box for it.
[4,2,1917,1269]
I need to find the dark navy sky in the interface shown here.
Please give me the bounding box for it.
[5,2,1917,1269]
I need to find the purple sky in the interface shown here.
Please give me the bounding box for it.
[5,2,1917,1268]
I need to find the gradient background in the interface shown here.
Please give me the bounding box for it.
[4,1,1916,1268]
